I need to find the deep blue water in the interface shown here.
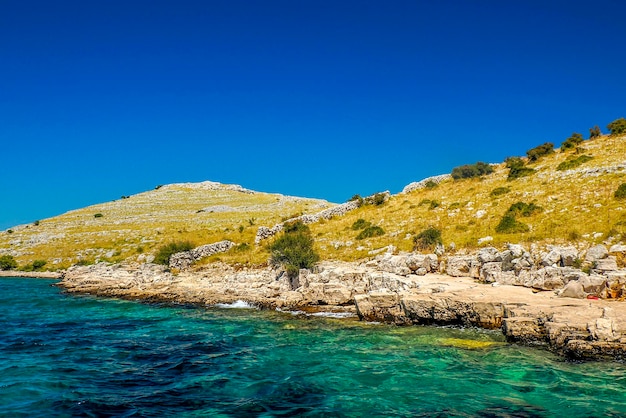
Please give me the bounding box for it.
[1,278,626,417]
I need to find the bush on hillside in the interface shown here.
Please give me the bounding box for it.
[425,180,438,189]
[506,201,543,217]
[0,255,18,271]
[505,157,535,180]
[556,155,593,171]
[351,219,371,230]
[21,259,47,272]
[608,118,626,136]
[615,183,626,200]
[356,225,385,240]
[365,193,387,206]
[413,227,442,251]
[495,214,530,234]
[269,221,319,278]
[490,187,511,198]
[154,241,195,265]
[560,133,584,151]
[495,201,541,234]
[589,126,602,139]
[526,142,554,162]
[348,194,364,207]
[451,162,494,180]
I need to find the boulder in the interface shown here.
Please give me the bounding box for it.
[594,257,619,272]
[585,245,609,262]
[477,247,499,263]
[560,280,586,299]
[579,275,607,294]
[446,256,479,277]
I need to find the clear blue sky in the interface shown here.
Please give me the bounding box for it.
[1,0,625,230]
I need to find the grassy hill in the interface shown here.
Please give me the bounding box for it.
[2,130,626,272]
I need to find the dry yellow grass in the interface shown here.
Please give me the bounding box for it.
[1,134,625,270]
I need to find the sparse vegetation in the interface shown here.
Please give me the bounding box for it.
[21,260,47,272]
[556,155,593,171]
[451,162,494,180]
[33,220,40,226]
[94,213,104,218]
[561,133,584,151]
[349,194,364,207]
[505,157,535,180]
[413,227,442,251]
[615,183,626,200]
[351,219,371,230]
[589,126,601,139]
[234,243,250,252]
[0,255,18,270]
[269,221,319,278]
[364,193,387,206]
[495,202,542,234]
[425,180,438,189]
[490,187,510,197]
[154,241,195,265]
[495,214,529,234]
[356,225,385,240]
[526,142,554,162]
[608,117,626,136]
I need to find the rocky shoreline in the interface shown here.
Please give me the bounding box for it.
[56,242,626,361]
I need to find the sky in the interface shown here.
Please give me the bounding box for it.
[1,0,625,230]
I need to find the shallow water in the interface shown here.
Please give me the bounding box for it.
[1,277,625,417]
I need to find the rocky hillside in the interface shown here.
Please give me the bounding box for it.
[0,181,332,269]
[1,131,626,271]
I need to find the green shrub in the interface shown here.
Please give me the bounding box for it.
[556,155,593,171]
[615,183,626,199]
[505,157,535,180]
[413,227,442,251]
[589,126,601,139]
[448,202,461,210]
[33,260,47,270]
[0,255,18,271]
[526,142,554,162]
[428,200,440,210]
[506,201,542,217]
[560,133,584,151]
[21,260,47,272]
[94,213,104,218]
[419,199,432,207]
[363,193,387,206]
[356,225,385,240]
[269,222,319,278]
[154,241,195,265]
[451,162,494,180]
[351,219,371,230]
[608,117,626,135]
[425,180,438,189]
[155,185,163,190]
[33,220,40,226]
[490,187,511,197]
[235,243,250,252]
[349,194,364,207]
[495,214,529,234]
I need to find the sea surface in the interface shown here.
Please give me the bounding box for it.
[1,277,626,417]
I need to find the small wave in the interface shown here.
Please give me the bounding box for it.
[214,300,256,309]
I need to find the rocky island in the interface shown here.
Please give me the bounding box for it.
[3,125,626,360]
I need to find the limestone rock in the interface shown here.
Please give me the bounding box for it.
[446,255,479,277]
[594,257,619,272]
[560,280,586,299]
[585,245,609,262]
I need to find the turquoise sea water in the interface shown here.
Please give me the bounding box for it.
[1,278,626,417]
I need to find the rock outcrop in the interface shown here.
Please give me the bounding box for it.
[401,174,452,194]
[58,241,626,360]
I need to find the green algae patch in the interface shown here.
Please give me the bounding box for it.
[439,338,502,350]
